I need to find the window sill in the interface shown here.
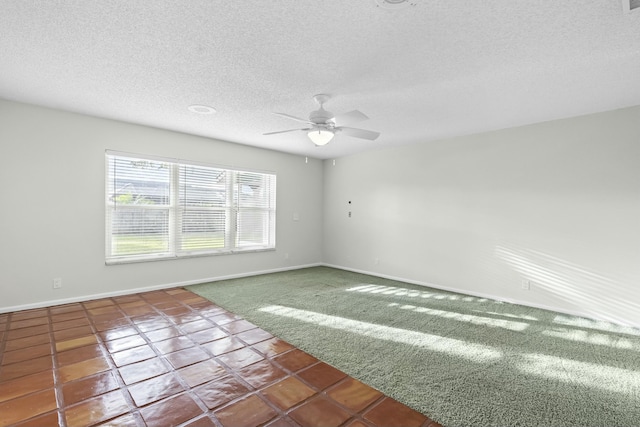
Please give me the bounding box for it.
[105,247,276,265]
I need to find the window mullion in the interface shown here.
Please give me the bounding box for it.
[105,155,113,259]
[170,163,180,256]
[227,170,236,250]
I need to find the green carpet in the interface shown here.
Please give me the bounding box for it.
[188,267,640,427]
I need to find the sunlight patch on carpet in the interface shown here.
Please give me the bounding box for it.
[542,328,640,350]
[478,310,539,321]
[388,302,529,332]
[552,315,640,336]
[346,283,492,303]
[519,353,640,394]
[259,304,502,362]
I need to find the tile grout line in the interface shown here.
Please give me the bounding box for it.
[191,289,435,426]
[141,292,224,427]
[187,294,380,426]
[0,313,9,368]
[83,296,145,426]
[202,337,291,424]
[190,299,368,422]
[48,305,68,427]
[166,292,305,425]
[164,294,273,426]
[115,290,245,426]
[0,309,62,426]
[252,340,384,424]
[121,293,202,425]
[217,331,358,424]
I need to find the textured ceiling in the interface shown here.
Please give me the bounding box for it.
[1,1,639,159]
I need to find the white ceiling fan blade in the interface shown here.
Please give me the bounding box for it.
[331,110,369,126]
[263,128,311,136]
[339,127,380,141]
[273,112,314,125]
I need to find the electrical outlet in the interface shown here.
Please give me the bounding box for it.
[521,280,530,290]
[284,253,289,260]
[374,258,380,265]
[53,278,62,289]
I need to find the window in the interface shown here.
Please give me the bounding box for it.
[105,151,276,264]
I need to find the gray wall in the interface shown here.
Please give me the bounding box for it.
[323,106,640,327]
[0,99,324,310]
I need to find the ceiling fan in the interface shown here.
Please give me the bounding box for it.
[264,94,380,146]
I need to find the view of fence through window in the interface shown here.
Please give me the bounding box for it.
[105,152,276,264]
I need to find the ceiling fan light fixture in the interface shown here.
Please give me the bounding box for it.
[187,104,216,114]
[308,129,334,146]
[375,0,419,9]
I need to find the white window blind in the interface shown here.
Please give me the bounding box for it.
[105,152,276,264]
[235,171,277,248]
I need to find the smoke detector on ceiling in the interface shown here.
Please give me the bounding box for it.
[375,0,420,9]
[622,0,640,13]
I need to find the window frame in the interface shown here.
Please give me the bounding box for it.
[105,151,276,265]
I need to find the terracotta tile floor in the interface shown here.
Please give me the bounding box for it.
[0,288,442,427]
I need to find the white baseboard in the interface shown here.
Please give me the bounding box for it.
[323,263,640,330]
[0,263,322,314]
[4,262,638,331]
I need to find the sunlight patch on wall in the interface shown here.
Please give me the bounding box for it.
[388,303,529,331]
[519,353,640,394]
[259,305,502,362]
[495,245,639,326]
[346,284,490,303]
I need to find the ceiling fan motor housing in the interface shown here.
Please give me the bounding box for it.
[309,108,334,125]
[310,94,334,126]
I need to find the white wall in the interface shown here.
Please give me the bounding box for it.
[323,106,640,327]
[2,99,638,327]
[0,99,323,311]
